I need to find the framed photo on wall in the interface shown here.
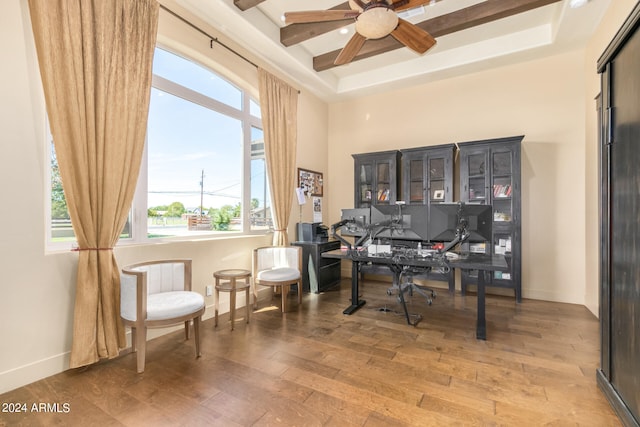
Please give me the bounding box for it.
[298,168,323,197]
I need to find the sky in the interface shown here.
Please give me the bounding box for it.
[146,48,265,211]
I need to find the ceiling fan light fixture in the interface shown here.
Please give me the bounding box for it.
[355,7,398,39]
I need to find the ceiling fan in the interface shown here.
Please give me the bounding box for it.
[284,0,438,66]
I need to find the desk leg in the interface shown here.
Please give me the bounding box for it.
[476,270,487,340]
[343,260,366,315]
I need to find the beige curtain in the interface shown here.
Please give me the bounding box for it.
[28,0,159,368]
[258,69,298,246]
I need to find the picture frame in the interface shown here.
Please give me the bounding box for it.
[433,189,445,200]
[298,168,323,197]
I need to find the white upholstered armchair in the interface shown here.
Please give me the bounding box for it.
[252,246,302,313]
[120,259,205,373]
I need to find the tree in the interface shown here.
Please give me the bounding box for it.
[251,198,259,210]
[210,203,241,230]
[165,201,186,217]
[50,143,69,219]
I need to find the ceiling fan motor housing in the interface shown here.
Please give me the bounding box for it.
[355,5,399,39]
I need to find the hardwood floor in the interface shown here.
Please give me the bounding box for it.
[0,279,621,426]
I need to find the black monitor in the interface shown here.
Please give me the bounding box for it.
[370,204,429,241]
[340,208,370,236]
[428,202,492,244]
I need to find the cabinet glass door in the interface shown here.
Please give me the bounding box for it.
[376,162,391,203]
[359,164,373,205]
[409,159,424,203]
[492,232,513,279]
[467,153,487,202]
[429,158,445,202]
[492,151,513,222]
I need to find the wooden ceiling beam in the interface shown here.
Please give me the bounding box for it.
[281,2,352,47]
[234,0,266,11]
[308,0,562,71]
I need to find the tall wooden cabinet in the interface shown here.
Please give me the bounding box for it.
[401,144,457,290]
[597,4,640,426]
[352,150,401,208]
[458,136,523,302]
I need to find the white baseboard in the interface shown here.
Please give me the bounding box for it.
[0,287,272,395]
[0,352,70,395]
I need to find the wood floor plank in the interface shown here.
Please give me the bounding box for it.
[0,279,622,426]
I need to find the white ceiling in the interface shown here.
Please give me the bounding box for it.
[174,0,611,102]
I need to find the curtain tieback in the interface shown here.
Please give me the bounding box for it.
[274,229,286,232]
[71,247,114,252]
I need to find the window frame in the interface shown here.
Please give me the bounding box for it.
[45,45,268,251]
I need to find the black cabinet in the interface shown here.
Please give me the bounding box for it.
[597,4,640,425]
[401,144,457,291]
[458,135,523,302]
[292,240,341,293]
[352,150,401,208]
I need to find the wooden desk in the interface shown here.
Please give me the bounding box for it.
[322,249,508,340]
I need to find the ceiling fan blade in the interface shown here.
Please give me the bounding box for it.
[390,18,436,54]
[393,0,441,12]
[284,10,358,24]
[334,32,367,65]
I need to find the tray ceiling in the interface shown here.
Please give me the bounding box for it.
[173,0,611,101]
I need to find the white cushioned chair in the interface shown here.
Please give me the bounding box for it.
[120,259,205,373]
[253,246,302,313]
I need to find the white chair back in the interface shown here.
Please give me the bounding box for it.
[120,273,139,321]
[256,247,299,271]
[130,262,186,294]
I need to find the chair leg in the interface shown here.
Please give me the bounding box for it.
[245,287,251,324]
[184,320,191,340]
[214,285,220,327]
[230,288,237,331]
[252,280,258,309]
[297,280,302,305]
[131,327,137,352]
[193,316,202,358]
[136,327,147,373]
[281,285,290,313]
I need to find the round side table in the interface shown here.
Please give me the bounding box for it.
[213,269,252,330]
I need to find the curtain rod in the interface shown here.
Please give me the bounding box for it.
[160,4,259,69]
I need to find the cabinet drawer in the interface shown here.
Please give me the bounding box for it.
[318,263,341,291]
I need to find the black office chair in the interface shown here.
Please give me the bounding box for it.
[386,263,439,326]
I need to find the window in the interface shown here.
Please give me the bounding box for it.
[47,47,270,247]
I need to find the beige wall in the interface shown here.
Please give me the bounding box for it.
[0,0,328,394]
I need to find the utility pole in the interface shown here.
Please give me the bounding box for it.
[199,169,204,217]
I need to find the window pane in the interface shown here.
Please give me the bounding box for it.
[153,48,242,110]
[50,141,73,242]
[250,126,271,231]
[250,98,261,118]
[147,87,242,238]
